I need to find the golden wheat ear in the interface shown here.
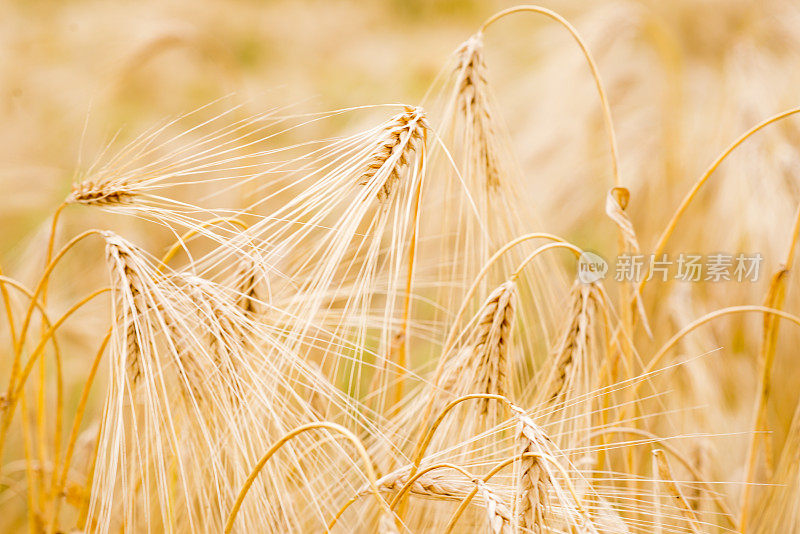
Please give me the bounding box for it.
[96,232,398,532]
[420,31,572,394]
[67,178,139,206]
[379,279,519,479]
[359,106,427,203]
[524,279,611,456]
[437,281,517,419]
[65,99,299,245]
[204,105,431,416]
[512,410,619,533]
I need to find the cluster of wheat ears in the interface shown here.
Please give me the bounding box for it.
[2,4,800,533]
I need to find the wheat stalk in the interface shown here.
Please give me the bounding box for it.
[652,449,701,534]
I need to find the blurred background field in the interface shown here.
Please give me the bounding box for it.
[2,0,800,531]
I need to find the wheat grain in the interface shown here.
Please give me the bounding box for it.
[104,233,151,383]
[476,481,509,534]
[453,35,502,190]
[515,418,553,532]
[360,106,427,202]
[439,281,517,419]
[67,179,138,206]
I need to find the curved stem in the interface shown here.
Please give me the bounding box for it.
[326,494,361,532]
[0,275,62,533]
[157,217,248,271]
[19,393,38,533]
[479,5,621,187]
[13,289,110,402]
[509,242,582,281]
[624,306,800,425]
[413,394,513,470]
[34,202,66,522]
[0,277,59,357]
[223,422,393,534]
[8,230,102,398]
[641,305,800,382]
[0,265,18,349]
[640,107,800,294]
[45,203,67,270]
[0,275,63,519]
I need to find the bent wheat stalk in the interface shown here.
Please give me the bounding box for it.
[224,422,395,534]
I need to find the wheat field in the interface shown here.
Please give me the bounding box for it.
[1,0,800,532]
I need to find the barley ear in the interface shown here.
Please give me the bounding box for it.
[359,106,427,203]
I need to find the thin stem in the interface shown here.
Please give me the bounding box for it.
[0,276,63,526]
[640,107,800,293]
[47,329,112,534]
[509,242,582,281]
[0,288,110,467]
[413,394,513,469]
[0,277,59,358]
[157,216,248,270]
[395,135,426,406]
[622,306,800,423]
[223,422,393,534]
[38,202,66,519]
[4,229,102,490]
[7,230,102,400]
[0,265,18,349]
[479,5,621,187]
[19,393,38,534]
[641,305,800,385]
